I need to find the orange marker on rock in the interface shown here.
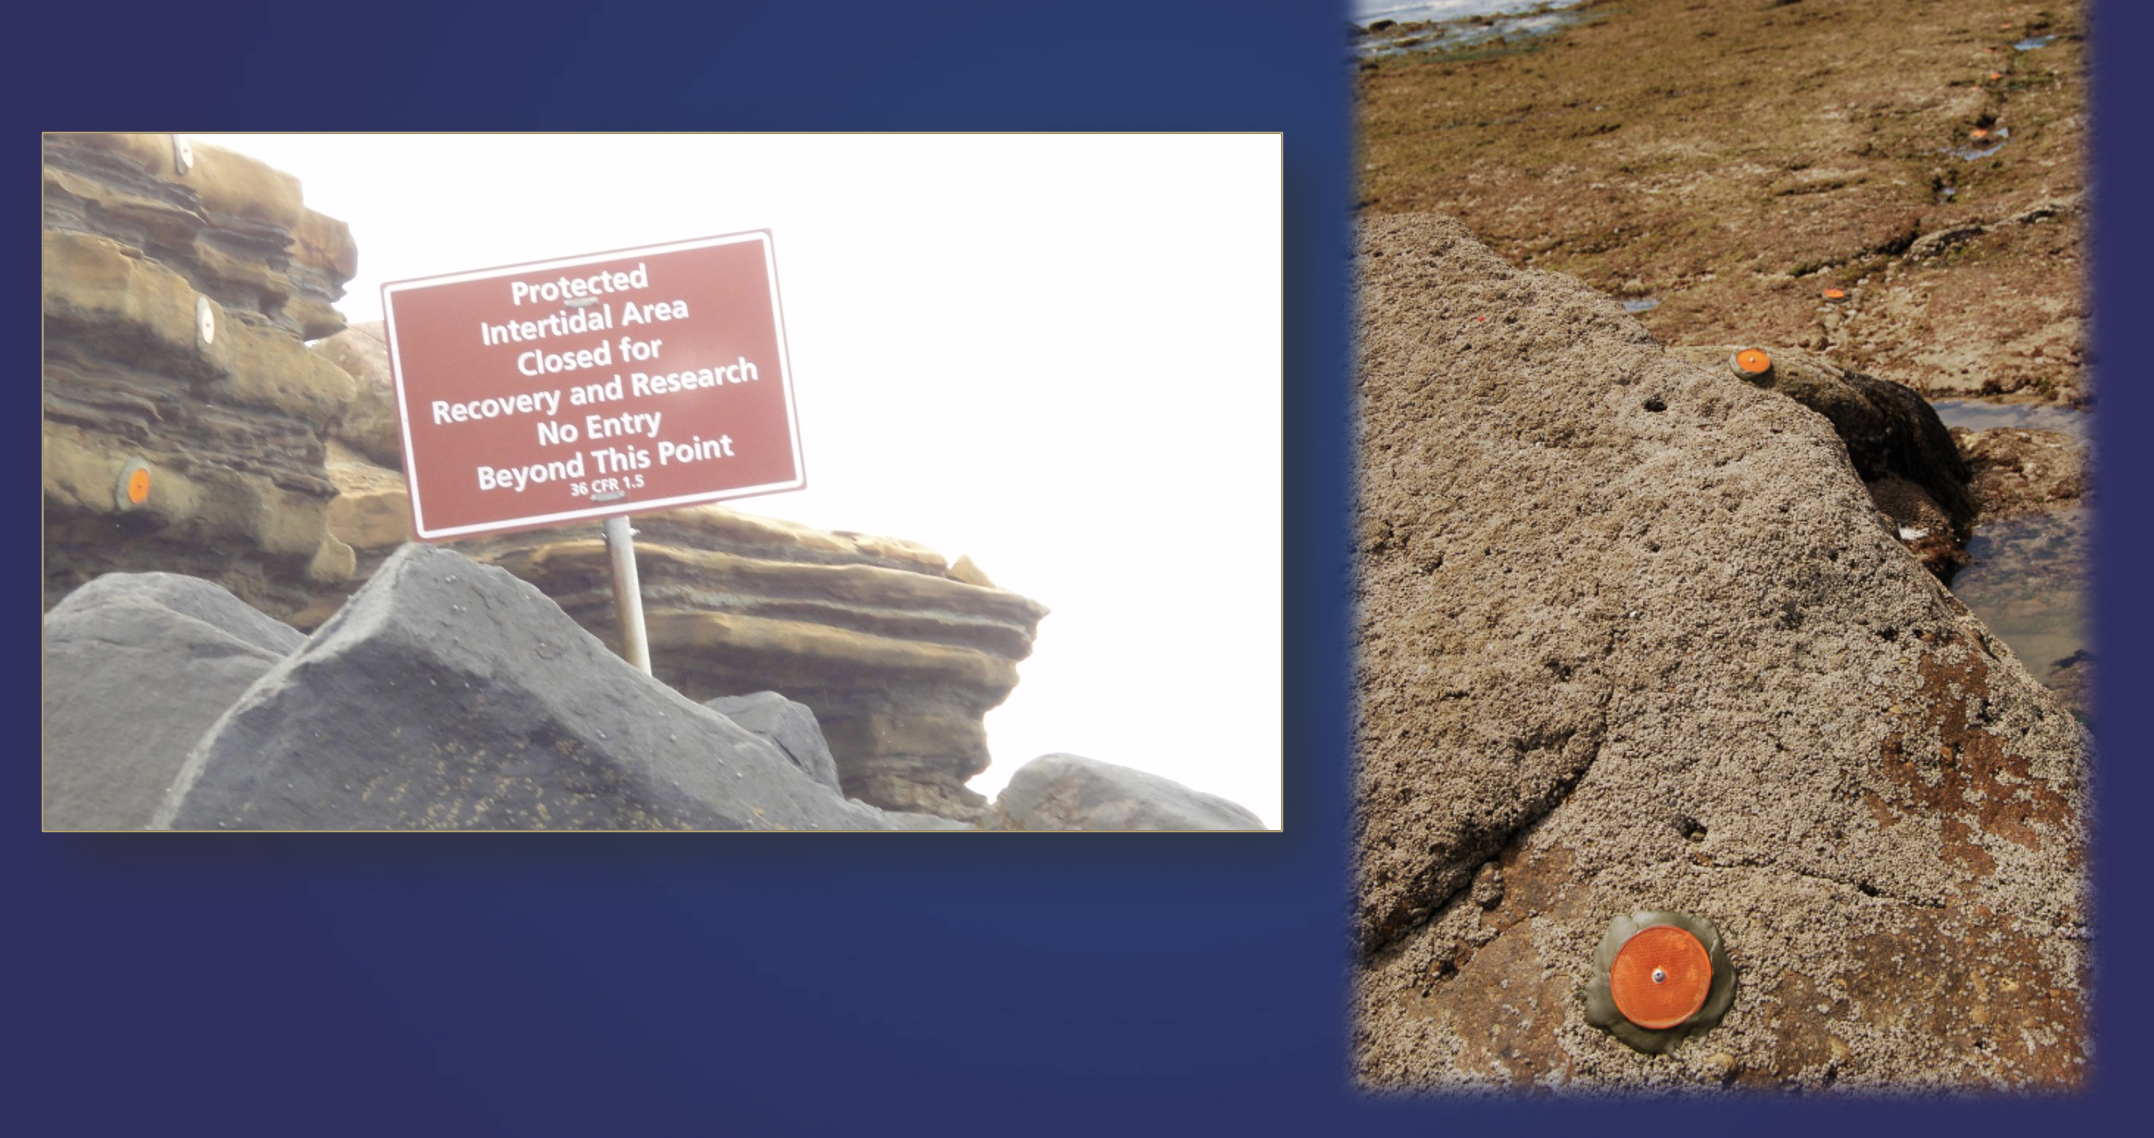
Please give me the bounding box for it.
[1822,287,1848,302]
[115,458,154,511]
[1609,924,1713,1029]
[1730,347,1774,381]
[1583,909,1737,1054]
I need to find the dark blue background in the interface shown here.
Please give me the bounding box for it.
[21,1,2145,1132]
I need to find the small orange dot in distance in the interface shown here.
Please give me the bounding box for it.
[1736,348,1772,374]
[1989,71,2005,80]
[1970,128,1991,140]
[1610,924,1713,1030]
[1822,287,1847,301]
[127,468,150,504]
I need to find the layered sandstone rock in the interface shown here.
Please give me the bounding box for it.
[477,509,1048,821]
[42,133,360,616]
[314,319,402,468]
[1354,215,2087,1090]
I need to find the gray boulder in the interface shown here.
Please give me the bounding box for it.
[155,543,893,831]
[44,573,303,829]
[704,691,843,793]
[988,754,1267,831]
[50,571,307,656]
[881,810,980,831]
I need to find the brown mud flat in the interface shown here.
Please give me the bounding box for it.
[1357,0,2087,405]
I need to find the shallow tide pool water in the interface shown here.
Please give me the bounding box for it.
[1352,0,1580,27]
[1949,507,2088,692]
[1925,400,2091,707]
[1929,398,2087,436]
[1352,0,1588,58]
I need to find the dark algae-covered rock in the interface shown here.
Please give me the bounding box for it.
[1669,345,1980,578]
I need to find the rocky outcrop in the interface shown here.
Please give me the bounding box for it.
[1668,345,1976,578]
[308,456,1047,821]
[41,557,1255,833]
[314,320,402,468]
[472,511,1049,821]
[304,316,1051,822]
[35,135,1131,830]
[1354,215,2087,1090]
[42,132,361,617]
[42,573,305,830]
[984,754,1267,831]
[157,545,898,831]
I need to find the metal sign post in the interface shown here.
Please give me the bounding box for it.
[602,511,652,675]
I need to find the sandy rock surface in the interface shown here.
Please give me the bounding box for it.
[1666,344,1977,577]
[1353,214,2086,1091]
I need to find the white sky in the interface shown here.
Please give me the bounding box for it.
[191,134,1283,828]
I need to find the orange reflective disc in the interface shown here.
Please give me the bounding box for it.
[1970,128,1991,141]
[1609,924,1712,1030]
[1735,348,1772,374]
[1988,71,2004,80]
[1822,288,1847,301]
[127,468,150,504]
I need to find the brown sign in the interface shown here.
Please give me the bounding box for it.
[381,231,803,540]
